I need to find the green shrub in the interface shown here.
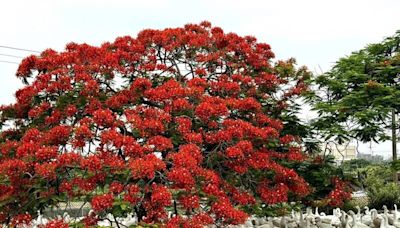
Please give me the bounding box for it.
[367,182,400,209]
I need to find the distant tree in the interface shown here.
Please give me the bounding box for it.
[341,159,372,171]
[312,31,400,165]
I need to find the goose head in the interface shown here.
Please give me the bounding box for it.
[315,207,319,216]
[355,206,361,215]
[306,207,313,216]
[364,206,371,214]
[280,216,288,228]
[88,209,95,216]
[383,205,389,213]
[315,216,322,224]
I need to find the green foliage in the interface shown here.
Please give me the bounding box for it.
[312,30,400,144]
[292,155,350,210]
[347,163,400,209]
[361,164,393,190]
[391,159,400,171]
[368,182,400,209]
[341,159,372,172]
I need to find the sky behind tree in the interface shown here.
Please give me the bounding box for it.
[0,0,399,157]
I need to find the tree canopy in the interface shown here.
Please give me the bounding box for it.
[0,22,351,227]
[313,31,400,145]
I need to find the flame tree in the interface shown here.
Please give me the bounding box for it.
[0,22,347,227]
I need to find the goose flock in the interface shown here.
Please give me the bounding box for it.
[6,205,400,228]
[222,205,400,228]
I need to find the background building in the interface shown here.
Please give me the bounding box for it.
[321,143,357,164]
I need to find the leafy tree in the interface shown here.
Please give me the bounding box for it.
[312,31,400,164]
[0,22,346,227]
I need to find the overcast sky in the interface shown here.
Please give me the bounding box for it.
[0,0,399,158]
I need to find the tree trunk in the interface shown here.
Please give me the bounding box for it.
[392,109,398,182]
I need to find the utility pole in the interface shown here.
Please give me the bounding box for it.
[392,109,398,182]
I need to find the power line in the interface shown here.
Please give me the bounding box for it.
[0,60,19,64]
[0,53,24,58]
[0,45,40,53]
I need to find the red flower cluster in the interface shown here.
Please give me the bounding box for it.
[142,183,172,222]
[91,194,114,211]
[10,213,32,227]
[166,213,214,228]
[129,154,166,179]
[40,219,69,228]
[211,198,248,224]
[93,109,115,127]
[327,177,352,207]
[258,183,289,204]
[124,184,140,204]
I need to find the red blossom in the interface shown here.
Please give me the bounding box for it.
[327,177,352,207]
[167,167,196,189]
[151,184,172,205]
[91,193,114,211]
[211,198,248,224]
[81,155,102,172]
[35,146,58,161]
[35,162,58,180]
[109,181,124,195]
[40,219,69,228]
[195,97,228,121]
[258,183,289,205]
[44,125,71,145]
[179,194,200,209]
[10,213,32,227]
[124,184,141,204]
[93,109,115,127]
[129,154,166,179]
[147,135,173,151]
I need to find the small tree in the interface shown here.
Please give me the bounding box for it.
[0,22,346,227]
[313,31,400,165]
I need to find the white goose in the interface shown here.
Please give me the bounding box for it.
[383,205,395,223]
[342,214,352,228]
[391,206,400,228]
[371,209,384,228]
[62,212,71,224]
[355,206,362,222]
[315,216,331,228]
[339,210,349,228]
[315,207,320,217]
[33,210,48,227]
[327,208,341,227]
[306,216,317,228]
[269,217,278,228]
[298,211,307,228]
[361,207,373,226]
[349,210,369,228]
[383,214,396,228]
[363,206,371,220]
[394,205,400,221]
[258,217,268,225]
